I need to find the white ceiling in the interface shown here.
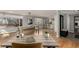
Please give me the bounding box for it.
[0,10,78,18]
[59,10,79,14]
[0,10,57,18]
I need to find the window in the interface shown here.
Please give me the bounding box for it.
[0,17,22,26]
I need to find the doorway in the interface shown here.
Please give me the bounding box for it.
[60,15,68,37]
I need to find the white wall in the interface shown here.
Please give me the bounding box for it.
[64,14,67,30]
[59,13,74,33]
[59,14,74,33]
[59,11,78,33]
[54,11,60,37]
[67,14,70,31]
[68,15,74,33]
[54,11,71,37]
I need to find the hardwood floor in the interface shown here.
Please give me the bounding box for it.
[0,29,79,48]
[56,37,79,48]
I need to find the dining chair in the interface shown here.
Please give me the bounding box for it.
[12,42,42,48]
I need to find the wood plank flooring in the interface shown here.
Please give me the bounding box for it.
[56,37,79,48]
